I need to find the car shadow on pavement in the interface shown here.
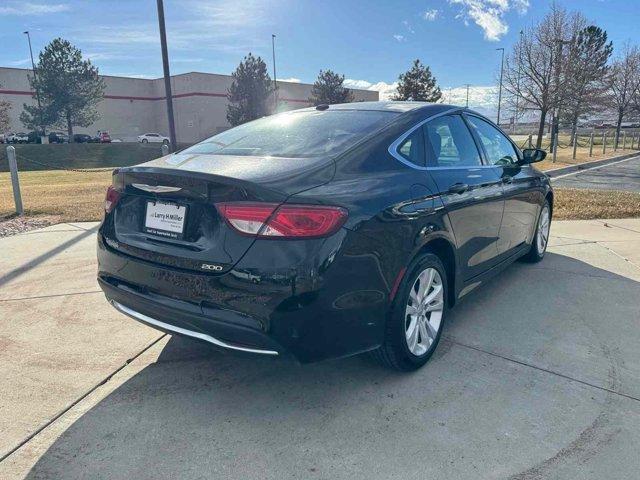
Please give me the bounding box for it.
[20,252,640,480]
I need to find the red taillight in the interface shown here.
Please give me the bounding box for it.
[104,186,120,213]
[217,202,348,238]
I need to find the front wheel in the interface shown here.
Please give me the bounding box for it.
[370,253,447,371]
[141,138,148,143]
[522,200,551,263]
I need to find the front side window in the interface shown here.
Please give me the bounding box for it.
[466,116,519,166]
[423,115,481,167]
[182,110,398,158]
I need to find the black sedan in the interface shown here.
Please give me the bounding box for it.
[98,102,551,370]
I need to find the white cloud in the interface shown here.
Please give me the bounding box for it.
[8,58,31,66]
[442,85,499,118]
[393,34,405,42]
[280,77,301,83]
[0,2,69,15]
[402,20,415,34]
[422,9,440,21]
[448,0,529,41]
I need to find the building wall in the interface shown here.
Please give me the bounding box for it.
[0,67,378,143]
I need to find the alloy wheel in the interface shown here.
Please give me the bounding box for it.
[537,205,550,253]
[405,267,444,356]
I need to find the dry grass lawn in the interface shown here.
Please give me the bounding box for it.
[553,188,640,220]
[0,169,112,222]
[2,164,640,225]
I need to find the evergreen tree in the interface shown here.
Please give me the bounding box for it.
[392,59,442,102]
[19,38,105,138]
[309,70,354,105]
[226,53,273,126]
[0,84,10,133]
[562,26,613,144]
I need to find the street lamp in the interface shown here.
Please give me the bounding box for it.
[496,47,505,126]
[23,31,45,135]
[156,0,177,152]
[272,34,278,110]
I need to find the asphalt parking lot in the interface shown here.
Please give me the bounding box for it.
[552,155,640,191]
[1,219,639,479]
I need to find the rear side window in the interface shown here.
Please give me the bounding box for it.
[466,115,519,165]
[397,128,425,167]
[182,110,398,158]
[423,115,481,167]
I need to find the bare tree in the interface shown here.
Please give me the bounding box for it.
[503,5,587,148]
[607,44,640,147]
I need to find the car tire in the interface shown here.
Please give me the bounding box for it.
[162,139,169,145]
[142,139,148,143]
[522,199,551,263]
[370,253,447,371]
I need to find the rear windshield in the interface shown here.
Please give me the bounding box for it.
[182,109,398,158]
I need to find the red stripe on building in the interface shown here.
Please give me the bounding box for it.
[0,89,311,104]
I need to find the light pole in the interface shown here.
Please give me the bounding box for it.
[23,31,44,135]
[271,34,278,111]
[496,47,505,126]
[156,0,177,152]
[514,30,524,132]
[464,84,470,108]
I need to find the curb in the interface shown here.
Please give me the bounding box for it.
[546,151,639,178]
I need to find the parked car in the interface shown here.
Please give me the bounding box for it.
[137,133,170,144]
[99,131,111,143]
[48,132,69,144]
[73,133,93,143]
[14,132,29,144]
[98,102,552,371]
[5,133,16,143]
[27,130,45,144]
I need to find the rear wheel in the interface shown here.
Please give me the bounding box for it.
[142,138,148,143]
[370,253,447,371]
[523,200,551,263]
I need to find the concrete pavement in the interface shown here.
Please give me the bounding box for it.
[1,219,639,479]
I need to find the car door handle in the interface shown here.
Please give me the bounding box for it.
[502,175,513,184]
[448,183,469,194]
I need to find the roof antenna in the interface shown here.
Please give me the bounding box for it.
[315,104,329,111]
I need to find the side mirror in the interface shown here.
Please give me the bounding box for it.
[521,148,546,164]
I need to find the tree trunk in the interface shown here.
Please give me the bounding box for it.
[536,109,547,149]
[569,111,579,147]
[66,111,73,140]
[615,108,624,149]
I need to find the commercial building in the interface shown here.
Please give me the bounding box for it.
[0,67,378,143]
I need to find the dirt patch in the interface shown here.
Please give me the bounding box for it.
[0,215,61,237]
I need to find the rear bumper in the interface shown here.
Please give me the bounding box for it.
[99,276,284,356]
[97,228,391,363]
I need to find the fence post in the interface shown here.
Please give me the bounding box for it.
[572,133,578,160]
[528,134,532,149]
[589,132,594,157]
[603,132,607,154]
[7,146,24,216]
[552,132,558,163]
[622,132,627,150]
[162,144,169,156]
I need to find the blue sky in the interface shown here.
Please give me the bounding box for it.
[0,0,638,111]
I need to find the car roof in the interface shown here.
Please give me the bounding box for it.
[295,101,462,114]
